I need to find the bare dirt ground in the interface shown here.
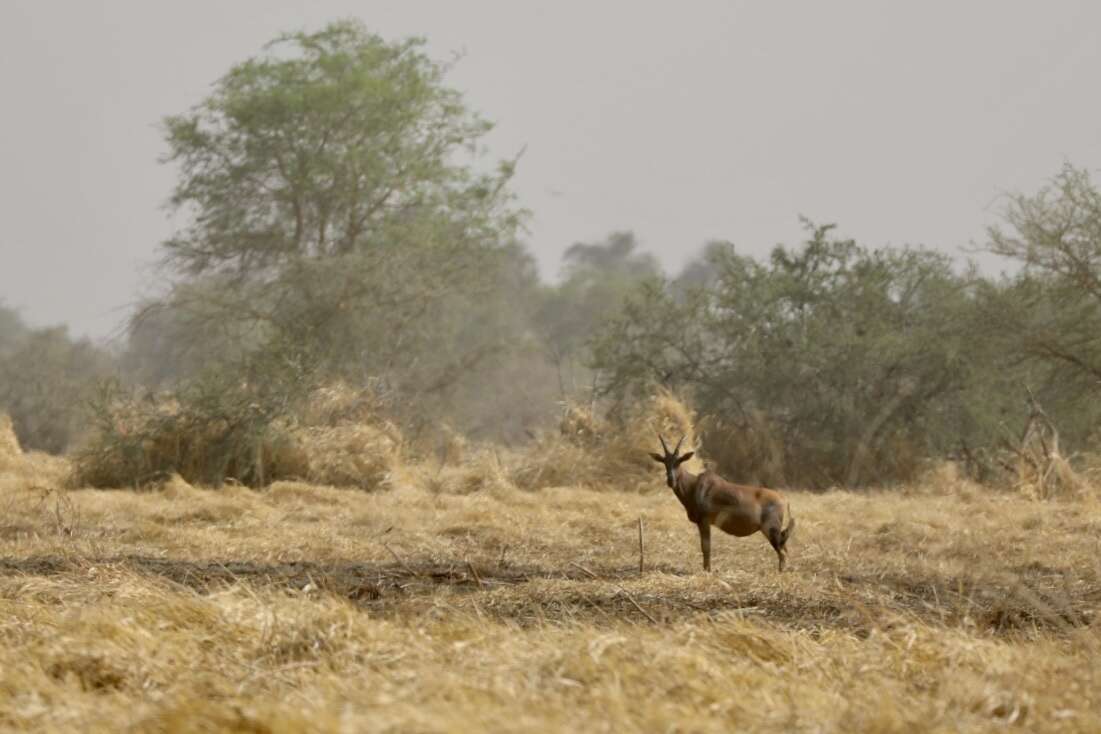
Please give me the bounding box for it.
[1,461,1100,732]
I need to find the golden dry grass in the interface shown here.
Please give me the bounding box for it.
[513,389,704,491]
[69,383,405,490]
[2,420,1101,732]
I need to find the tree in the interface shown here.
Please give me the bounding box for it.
[0,303,28,358]
[591,223,983,487]
[0,325,115,453]
[535,231,662,400]
[161,20,519,276]
[984,165,1101,394]
[139,20,527,431]
[673,240,732,293]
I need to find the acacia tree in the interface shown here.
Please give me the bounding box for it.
[984,166,1101,390]
[143,20,525,402]
[963,164,1101,452]
[94,20,537,486]
[591,223,983,487]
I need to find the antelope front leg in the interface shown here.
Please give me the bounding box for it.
[697,520,711,572]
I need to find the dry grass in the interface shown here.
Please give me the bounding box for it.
[287,383,404,490]
[289,421,402,490]
[70,383,404,490]
[1,415,71,493]
[2,411,1101,732]
[513,389,704,491]
[0,414,21,464]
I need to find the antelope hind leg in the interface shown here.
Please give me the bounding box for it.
[766,526,787,572]
[763,511,787,572]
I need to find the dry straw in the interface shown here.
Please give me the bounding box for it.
[0,413,21,470]
[1,463,1099,731]
[4,393,1101,731]
[512,388,703,491]
[1,413,71,490]
[69,383,404,491]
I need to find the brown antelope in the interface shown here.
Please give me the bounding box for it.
[650,435,795,572]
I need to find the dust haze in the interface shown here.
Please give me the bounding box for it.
[3,5,1101,732]
[3,2,1100,338]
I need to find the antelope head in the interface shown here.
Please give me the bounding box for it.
[649,433,695,490]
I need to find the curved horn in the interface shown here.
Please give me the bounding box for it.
[658,434,670,455]
[674,435,686,455]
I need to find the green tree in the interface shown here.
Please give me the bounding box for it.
[984,165,1101,392]
[966,164,1101,452]
[138,20,527,432]
[0,325,115,453]
[162,20,518,275]
[535,231,661,400]
[592,223,984,487]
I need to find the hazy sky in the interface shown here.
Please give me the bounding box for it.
[2,1,1100,341]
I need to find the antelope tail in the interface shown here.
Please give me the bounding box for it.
[780,501,796,545]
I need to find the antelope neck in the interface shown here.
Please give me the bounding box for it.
[672,467,700,507]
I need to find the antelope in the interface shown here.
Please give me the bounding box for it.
[650,435,795,572]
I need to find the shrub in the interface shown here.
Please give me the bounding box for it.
[287,385,402,490]
[71,380,402,491]
[512,389,702,491]
[72,375,301,489]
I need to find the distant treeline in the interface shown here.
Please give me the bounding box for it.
[3,21,1100,489]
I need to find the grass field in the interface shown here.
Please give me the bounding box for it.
[2,435,1101,732]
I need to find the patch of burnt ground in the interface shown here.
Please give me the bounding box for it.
[1,555,1096,634]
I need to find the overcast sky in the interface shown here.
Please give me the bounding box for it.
[2,1,1100,341]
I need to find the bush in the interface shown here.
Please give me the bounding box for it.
[71,380,402,491]
[697,411,787,488]
[290,383,403,489]
[591,224,982,488]
[512,389,702,491]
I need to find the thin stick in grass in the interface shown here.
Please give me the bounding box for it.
[382,542,418,578]
[466,559,484,588]
[570,561,598,579]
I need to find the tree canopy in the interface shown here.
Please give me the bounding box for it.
[591,223,983,486]
[138,20,529,429]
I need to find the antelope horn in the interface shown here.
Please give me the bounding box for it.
[674,435,686,455]
[658,433,670,455]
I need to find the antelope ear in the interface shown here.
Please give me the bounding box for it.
[649,453,665,463]
[677,451,695,464]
